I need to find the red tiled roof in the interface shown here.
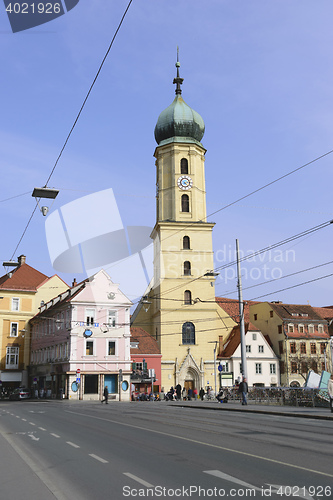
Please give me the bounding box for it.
[215,297,259,324]
[312,307,333,321]
[269,302,325,321]
[0,263,48,291]
[130,327,160,355]
[218,323,258,358]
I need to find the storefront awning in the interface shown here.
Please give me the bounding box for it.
[0,372,22,382]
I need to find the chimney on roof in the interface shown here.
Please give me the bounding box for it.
[18,255,26,266]
[72,278,77,287]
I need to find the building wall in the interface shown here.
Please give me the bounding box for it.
[133,138,236,391]
[30,270,132,401]
[250,302,330,386]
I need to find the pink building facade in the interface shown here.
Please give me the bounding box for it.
[29,270,132,401]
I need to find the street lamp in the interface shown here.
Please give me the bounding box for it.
[204,270,219,287]
[32,187,59,216]
[2,260,19,278]
[141,296,151,313]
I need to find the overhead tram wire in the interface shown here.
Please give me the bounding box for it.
[216,259,333,296]
[150,219,333,300]
[44,0,133,186]
[7,0,134,260]
[214,219,333,273]
[249,272,333,302]
[158,148,333,246]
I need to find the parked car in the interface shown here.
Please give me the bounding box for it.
[9,388,31,400]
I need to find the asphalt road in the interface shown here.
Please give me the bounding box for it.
[0,400,332,500]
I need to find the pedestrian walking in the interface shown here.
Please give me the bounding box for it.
[238,377,248,405]
[101,385,109,404]
[175,383,182,401]
[199,387,205,401]
[328,375,333,413]
[182,387,187,400]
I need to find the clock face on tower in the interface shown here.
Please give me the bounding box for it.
[177,175,193,190]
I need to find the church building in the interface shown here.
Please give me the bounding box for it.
[132,58,236,392]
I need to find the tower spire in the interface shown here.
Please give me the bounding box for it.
[173,46,184,95]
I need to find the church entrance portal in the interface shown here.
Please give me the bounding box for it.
[184,380,194,393]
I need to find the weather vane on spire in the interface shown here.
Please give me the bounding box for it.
[173,46,184,95]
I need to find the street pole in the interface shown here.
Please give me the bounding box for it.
[236,239,247,380]
[208,341,218,395]
[214,341,217,395]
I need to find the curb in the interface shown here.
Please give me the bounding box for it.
[170,403,333,421]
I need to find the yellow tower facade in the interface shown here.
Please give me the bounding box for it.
[133,58,236,393]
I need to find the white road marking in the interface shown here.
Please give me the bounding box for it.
[65,409,333,479]
[89,454,108,464]
[28,434,40,441]
[123,472,154,487]
[50,433,60,438]
[29,422,36,426]
[38,427,46,431]
[204,470,261,492]
[22,418,27,421]
[66,441,80,448]
[1,430,67,500]
[16,415,20,418]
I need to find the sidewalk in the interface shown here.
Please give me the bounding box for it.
[170,399,333,420]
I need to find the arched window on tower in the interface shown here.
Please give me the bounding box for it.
[183,236,190,250]
[184,261,191,276]
[184,290,192,305]
[181,194,189,212]
[181,158,188,174]
[182,322,195,345]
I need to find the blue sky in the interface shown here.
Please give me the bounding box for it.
[1,0,332,307]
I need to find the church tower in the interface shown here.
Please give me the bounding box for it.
[133,56,235,392]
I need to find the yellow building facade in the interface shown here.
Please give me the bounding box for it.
[0,255,68,389]
[250,301,331,386]
[132,61,236,392]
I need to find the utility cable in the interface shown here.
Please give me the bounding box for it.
[150,219,332,300]
[249,273,333,301]
[6,0,134,262]
[158,148,333,245]
[216,260,333,296]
